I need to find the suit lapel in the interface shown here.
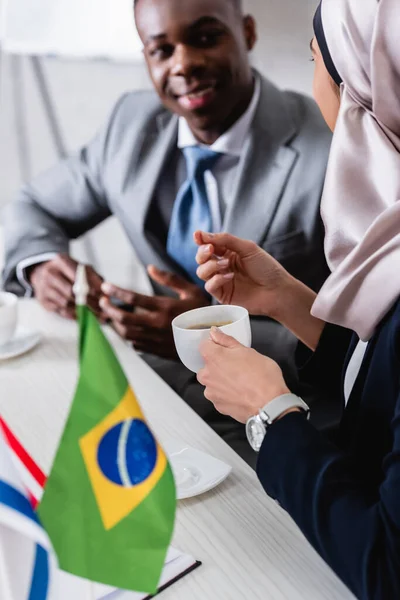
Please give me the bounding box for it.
[223,76,298,245]
[131,111,178,237]
[126,111,180,273]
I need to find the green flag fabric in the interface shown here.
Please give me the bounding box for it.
[38,306,176,594]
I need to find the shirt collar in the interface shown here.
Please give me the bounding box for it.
[177,75,261,157]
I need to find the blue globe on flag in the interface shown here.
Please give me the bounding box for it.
[97,419,157,487]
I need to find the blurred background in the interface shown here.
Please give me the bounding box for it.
[0,0,318,290]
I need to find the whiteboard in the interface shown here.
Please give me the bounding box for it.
[0,0,143,61]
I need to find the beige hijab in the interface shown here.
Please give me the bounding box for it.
[311,0,400,340]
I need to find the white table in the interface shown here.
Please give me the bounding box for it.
[0,300,355,600]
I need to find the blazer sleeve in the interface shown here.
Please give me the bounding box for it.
[1,94,129,294]
[257,383,400,599]
[296,323,354,396]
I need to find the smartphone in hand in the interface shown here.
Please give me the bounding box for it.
[110,297,135,313]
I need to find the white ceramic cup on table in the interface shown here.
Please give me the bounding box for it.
[0,292,18,345]
[172,305,252,373]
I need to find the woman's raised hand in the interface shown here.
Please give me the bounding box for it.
[194,231,325,350]
[194,231,289,318]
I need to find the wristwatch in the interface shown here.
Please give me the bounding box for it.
[246,393,310,452]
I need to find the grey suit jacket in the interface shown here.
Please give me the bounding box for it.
[2,73,331,393]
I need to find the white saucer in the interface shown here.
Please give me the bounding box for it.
[0,327,41,360]
[166,441,232,500]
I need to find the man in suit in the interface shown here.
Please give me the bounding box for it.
[2,0,332,465]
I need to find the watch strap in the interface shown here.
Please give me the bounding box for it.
[259,393,309,427]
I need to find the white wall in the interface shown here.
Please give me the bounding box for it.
[247,0,317,95]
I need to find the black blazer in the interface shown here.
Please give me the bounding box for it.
[257,298,400,600]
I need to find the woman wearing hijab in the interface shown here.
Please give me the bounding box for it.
[194,0,400,597]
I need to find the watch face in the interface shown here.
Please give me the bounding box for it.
[246,416,266,452]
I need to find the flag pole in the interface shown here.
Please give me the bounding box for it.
[72,264,89,306]
[68,267,95,599]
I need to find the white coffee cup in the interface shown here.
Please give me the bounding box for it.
[172,305,252,373]
[0,292,18,346]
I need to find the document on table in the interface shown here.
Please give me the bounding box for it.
[58,547,201,599]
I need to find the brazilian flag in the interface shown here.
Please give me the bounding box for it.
[38,305,176,594]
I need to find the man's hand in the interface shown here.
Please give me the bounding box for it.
[29,254,104,319]
[99,265,209,359]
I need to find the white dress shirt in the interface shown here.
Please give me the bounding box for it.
[343,340,369,406]
[17,77,261,295]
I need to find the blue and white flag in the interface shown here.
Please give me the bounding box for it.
[0,430,57,600]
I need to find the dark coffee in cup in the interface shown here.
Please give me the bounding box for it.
[186,321,233,330]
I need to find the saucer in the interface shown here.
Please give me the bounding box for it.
[0,327,41,360]
[166,441,232,500]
